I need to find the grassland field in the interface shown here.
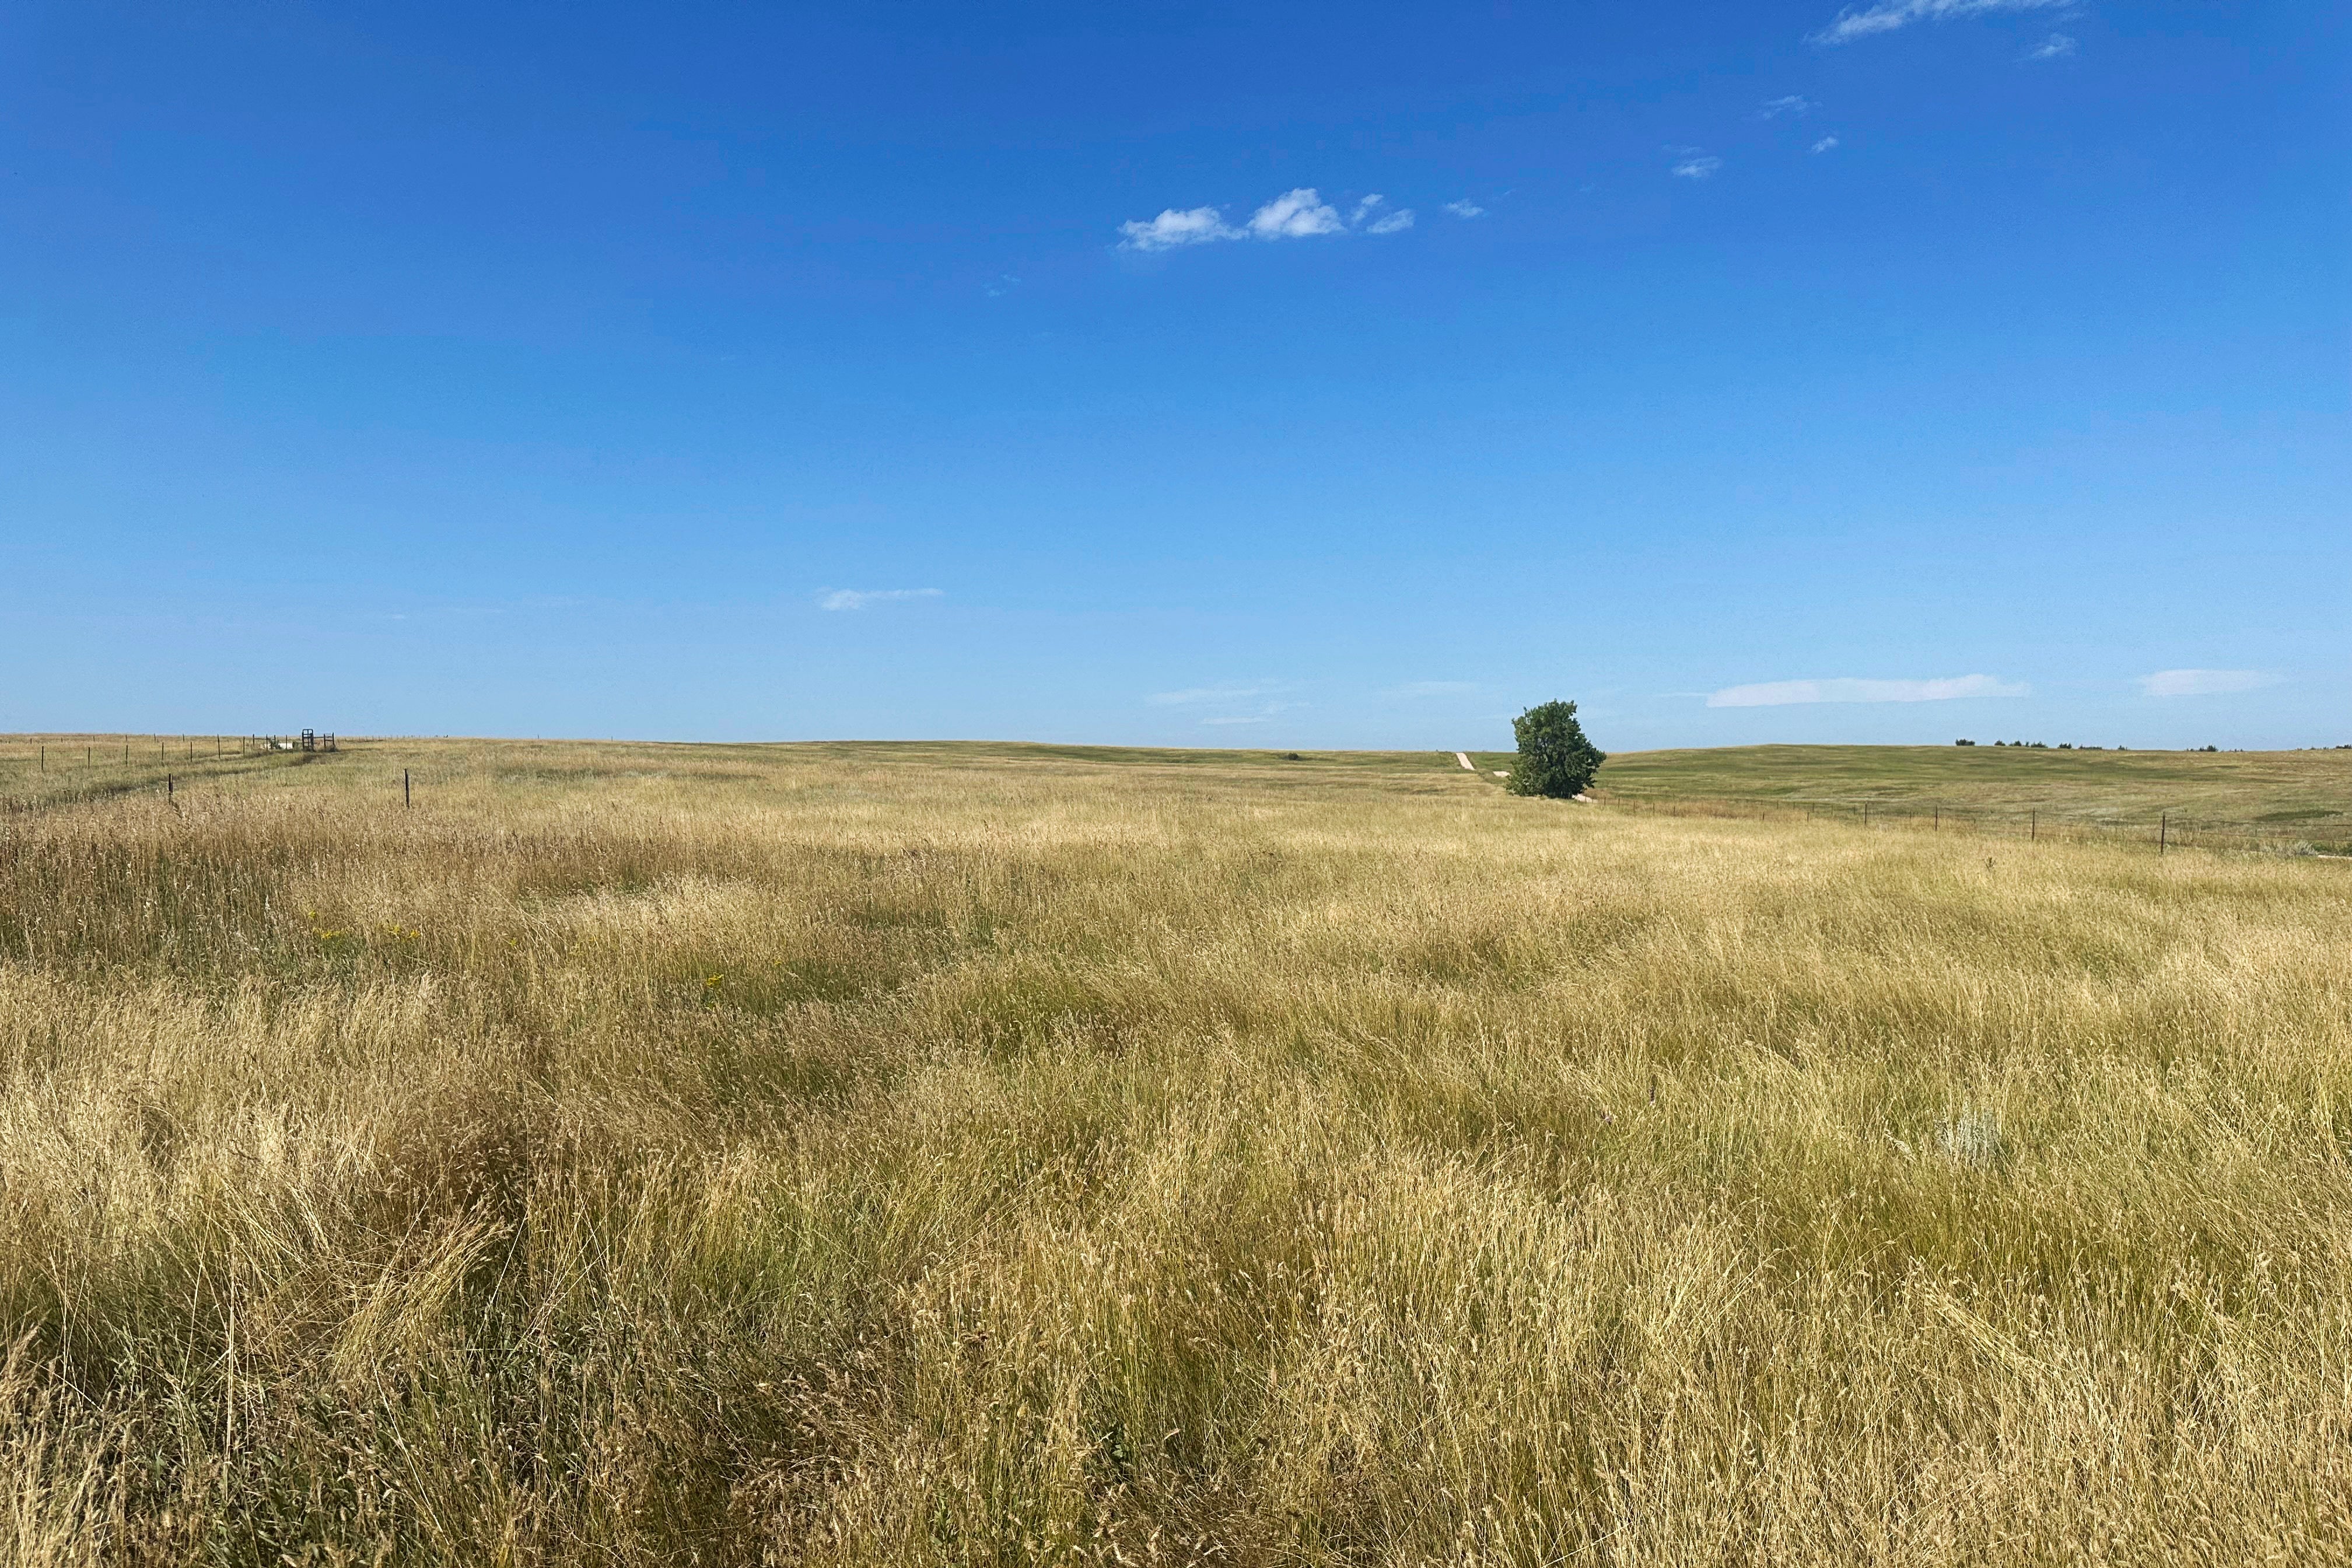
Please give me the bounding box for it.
[12,734,2352,839]
[1469,743,2352,852]
[2,734,2350,1564]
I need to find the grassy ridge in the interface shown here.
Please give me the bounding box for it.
[2,738,2350,1563]
[1588,743,2352,823]
[1452,743,2352,851]
[0,737,1475,816]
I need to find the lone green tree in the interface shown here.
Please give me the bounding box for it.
[1506,699,1605,799]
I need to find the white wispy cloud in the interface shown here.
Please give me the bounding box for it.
[819,587,943,612]
[1443,199,1486,218]
[1760,94,1818,117]
[1148,681,1286,707]
[1248,188,1345,240]
[2026,31,2077,58]
[2138,669,2279,699]
[1120,189,1375,252]
[1385,680,1478,698]
[1199,705,1304,726]
[1671,152,1724,180]
[1812,135,1842,153]
[1345,194,1416,233]
[1118,206,1241,251]
[1813,0,2071,46]
[1707,674,2028,708]
[1147,680,1306,726]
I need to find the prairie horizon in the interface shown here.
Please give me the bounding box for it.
[7,733,2346,843]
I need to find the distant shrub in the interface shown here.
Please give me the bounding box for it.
[1506,700,1605,799]
[1955,739,1975,746]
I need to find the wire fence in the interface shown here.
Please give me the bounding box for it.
[0,736,348,817]
[0,740,705,818]
[1610,794,2352,858]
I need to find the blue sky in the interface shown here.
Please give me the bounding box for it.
[3,1,2343,750]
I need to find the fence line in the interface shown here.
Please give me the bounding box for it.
[1604,793,2352,857]
[0,737,349,818]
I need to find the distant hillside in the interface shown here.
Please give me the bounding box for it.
[1543,743,2352,844]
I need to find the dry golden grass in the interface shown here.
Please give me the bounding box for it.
[3,738,2350,1565]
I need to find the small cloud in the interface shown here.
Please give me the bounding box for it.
[1118,206,1240,251]
[1671,152,1724,180]
[819,588,943,612]
[984,273,1021,297]
[1385,680,1477,698]
[1811,135,1842,153]
[1122,188,1421,255]
[2138,669,2279,699]
[1149,680,1285,707]
[1812,0,2070,47]
[2025,31,2076,58]
[1442,199,1486,218]
[1199,707,1303,726]
[1707,674,2028,708]
[1149,681,1304,726]
[1349,194,1412,233]
[1248,188,1345,240]
[1760,94,1818,117]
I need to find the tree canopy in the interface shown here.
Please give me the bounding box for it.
[1506,701,1605,799]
